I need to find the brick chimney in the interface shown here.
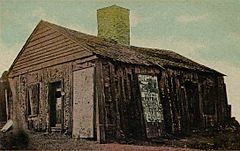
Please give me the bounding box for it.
[97,5,130,45]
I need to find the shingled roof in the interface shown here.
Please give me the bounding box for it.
[42,21,223,75]
[8,20,224,76]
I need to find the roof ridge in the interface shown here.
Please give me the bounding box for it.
[9,20,224,76]
[42,20,224,75]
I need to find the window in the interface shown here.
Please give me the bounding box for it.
[27,84,40,116]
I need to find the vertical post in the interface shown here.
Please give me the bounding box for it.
[197,81,204,128]
[9,77,18,124]
[95,84,100,142]
[95,60,106,143]
[5,89,9,120]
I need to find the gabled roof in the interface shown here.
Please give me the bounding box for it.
[8,20,224,76]
[42,21,223,75]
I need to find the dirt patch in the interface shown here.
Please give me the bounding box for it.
[1,127,240,150]
[25,132,198,150]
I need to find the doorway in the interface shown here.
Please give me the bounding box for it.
[185,81,200,129]
[49,81,63,130]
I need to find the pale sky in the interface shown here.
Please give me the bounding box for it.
[0,0,239,121]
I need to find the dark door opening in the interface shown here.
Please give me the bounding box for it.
[185,81,200,129]
[49,81,63,129]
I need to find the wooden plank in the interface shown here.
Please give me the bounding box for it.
[95,60,106,143]
[18,40,74,60]
[26,32,63,48]
[5,89,9,120]
[13,48,86,70]
[72,67,94,138]
[14,45,82,68]
[30,27,52,39]
[10,51,93,77]
[122,66,132,137]
[95,67,100,142]
[1,120,13,132]
[125,68,131,101]
[118,67,128,135]
[33,24,49,32]
[73,62,95,71]
[24,35,66,52]
[133,69,147,138]
[23,38,71,54]
[73,55,97,64]
[108,62,119,138]
[29,30,57,43]
[68,62,73,134]
[165,72,174,133]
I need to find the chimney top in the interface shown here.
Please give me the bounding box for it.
[97,5,129,11]
[97,5,130,45]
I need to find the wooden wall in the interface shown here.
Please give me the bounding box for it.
[10,62,73,132]
[9,22,93,77]
[159,69,229,134]
[96,59,230,142]
[96,59,167,142]
[8,55,230,142]
[9,54,97,133]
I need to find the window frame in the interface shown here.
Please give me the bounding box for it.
[26,83,40,117]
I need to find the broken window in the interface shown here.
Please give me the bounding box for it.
[138,75,163,122]
[27,84,40,116]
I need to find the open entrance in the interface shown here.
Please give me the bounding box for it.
[184,81,200,129]
[48,81,63,131]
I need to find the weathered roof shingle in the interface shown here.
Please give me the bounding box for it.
[8,20,224,76]
[43,21,223,75]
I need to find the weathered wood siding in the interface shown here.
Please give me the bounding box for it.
[160,69,229,134]
[9,54,97,133]
[9,23,93,77]
[13,62,72,132]
[96,59,166,141]
[97,60,230,141]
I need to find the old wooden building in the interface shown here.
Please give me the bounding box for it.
[7,5,231,142]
